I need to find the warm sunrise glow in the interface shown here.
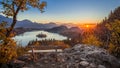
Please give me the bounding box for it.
[86,25,89,28]
[78,24,96,29]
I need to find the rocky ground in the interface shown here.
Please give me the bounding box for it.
[11,44,120,68]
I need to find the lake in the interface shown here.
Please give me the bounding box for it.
[13,30,67,46]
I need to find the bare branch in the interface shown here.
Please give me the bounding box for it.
[12,1,15,14]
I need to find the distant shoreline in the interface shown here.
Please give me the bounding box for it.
[14,27,44,35]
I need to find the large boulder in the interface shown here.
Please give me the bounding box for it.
[58,44,120,68]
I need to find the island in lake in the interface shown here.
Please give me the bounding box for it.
[36,33,47,38]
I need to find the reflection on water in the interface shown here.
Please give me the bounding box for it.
[13,30,67,46]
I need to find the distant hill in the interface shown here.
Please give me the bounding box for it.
[61,23,77,28]
[46,25,82,38]
[46,25,68,33]
[69,27,81,32]
[0,15,13,25]
[60,27,82,38]
[0,15,58,29]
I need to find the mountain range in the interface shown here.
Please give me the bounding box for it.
[0,15,78,29]
[0,15,58,29]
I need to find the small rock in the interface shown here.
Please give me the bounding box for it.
[52,64,55,66]
[36,63,40,65]
[81,58,86,61]
[80,61,89,67]
[22,67,29,68]
[89,63,96,68]
[98,65,106,68]
[44,60,48,63]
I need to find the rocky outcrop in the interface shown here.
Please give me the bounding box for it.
[58,44,120,68]
[21,44,120,68]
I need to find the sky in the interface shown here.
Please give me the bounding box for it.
[1,0,120,24]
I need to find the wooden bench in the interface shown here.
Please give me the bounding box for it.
[27,45,63,62]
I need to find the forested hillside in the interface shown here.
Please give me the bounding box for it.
[95,6,120,58]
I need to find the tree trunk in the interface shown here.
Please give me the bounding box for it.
[0,63,9,68]
[6,14,17,37]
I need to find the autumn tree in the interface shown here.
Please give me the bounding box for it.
[106,20,120,58]
[95,6,120,48]
[82,34,102,47]
[0,0,46,66]
[95,6,120,57]
[0,22,17,64]
[0,0,47,37]
[106,20,120,46]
